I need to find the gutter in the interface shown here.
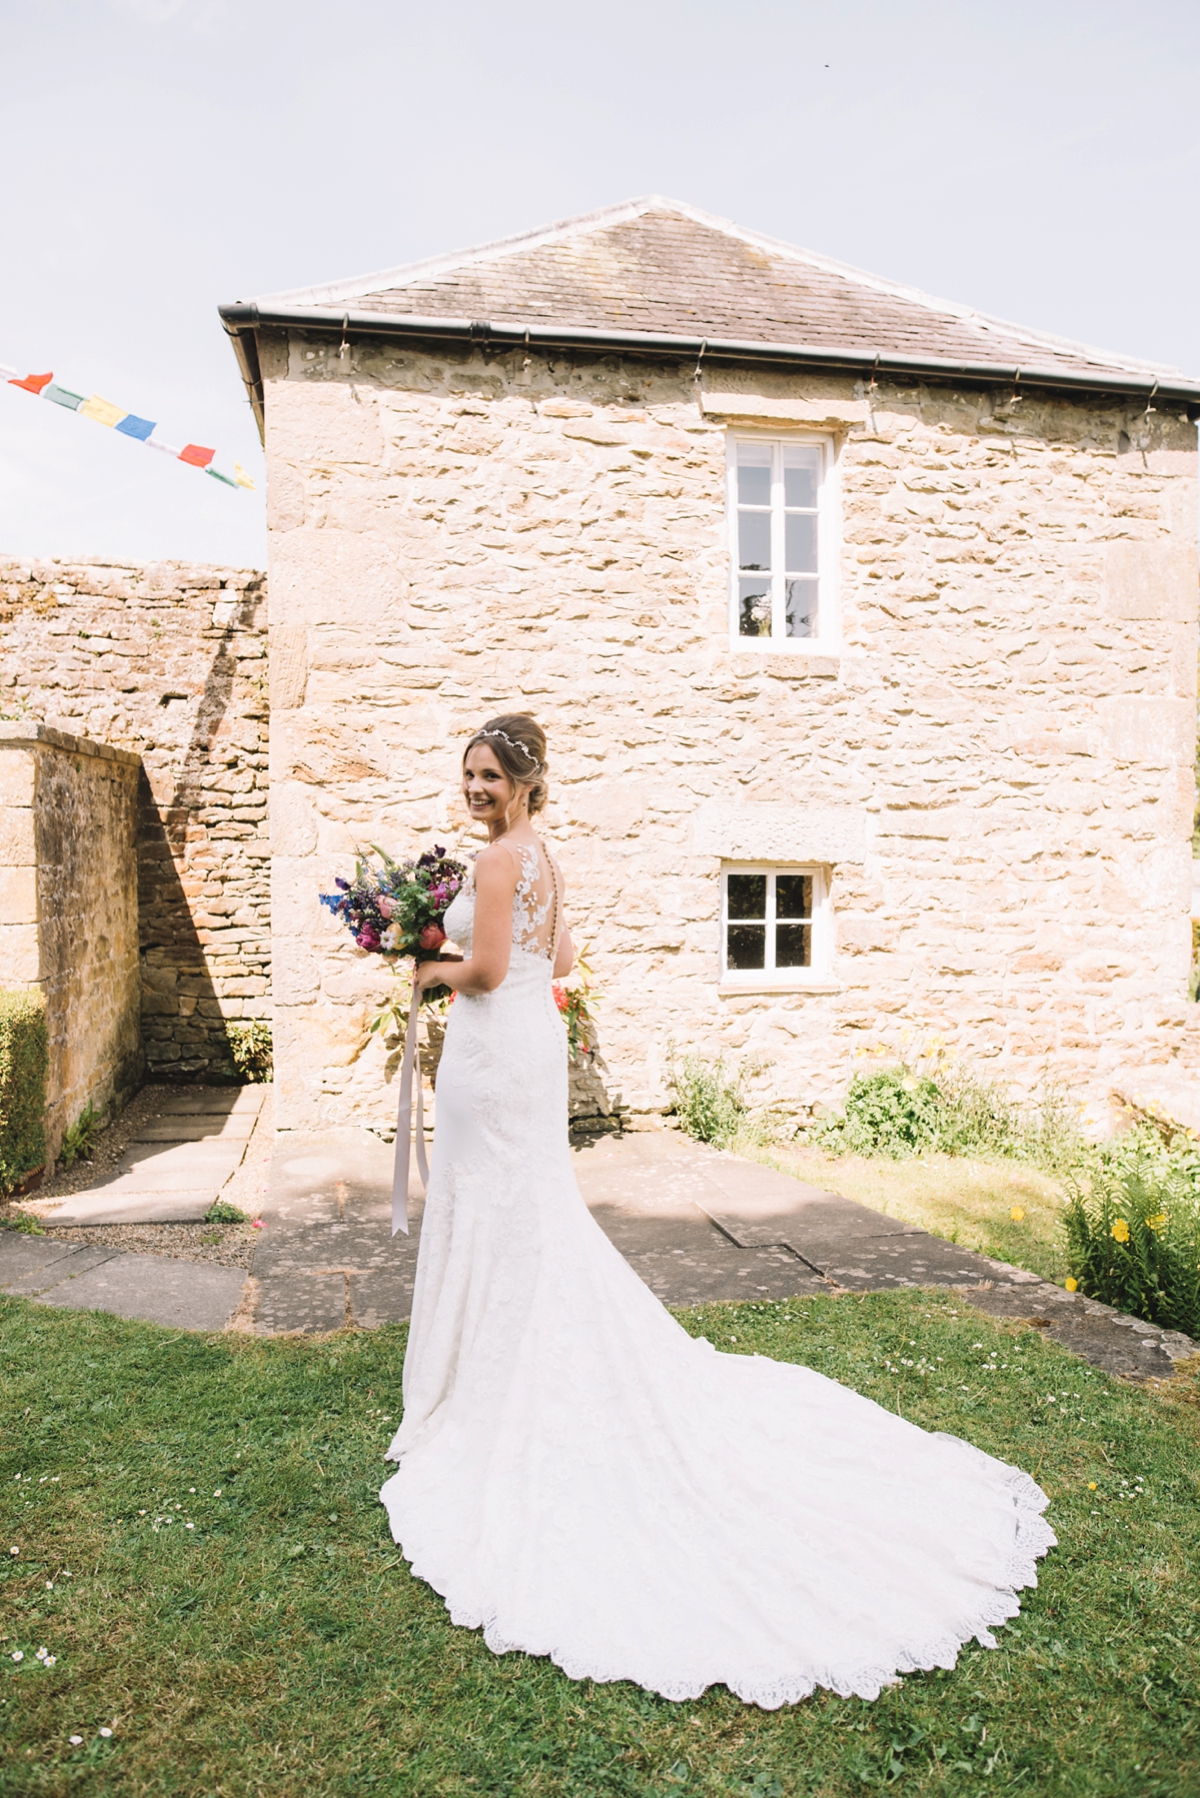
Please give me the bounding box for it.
[219,301,1200,437]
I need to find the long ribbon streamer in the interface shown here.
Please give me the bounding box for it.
[391,989,430,1236]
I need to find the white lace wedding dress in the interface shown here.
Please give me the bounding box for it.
[380,838,1055,1708]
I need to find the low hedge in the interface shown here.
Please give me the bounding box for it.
[0,989,47,1192]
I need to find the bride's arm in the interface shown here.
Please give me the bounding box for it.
[552,927,575,979]
[414,846,516,997]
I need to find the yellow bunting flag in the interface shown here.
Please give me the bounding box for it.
[78,394,126,427]
[234,462,256,491]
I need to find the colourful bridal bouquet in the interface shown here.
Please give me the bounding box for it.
[319,845,468,1004]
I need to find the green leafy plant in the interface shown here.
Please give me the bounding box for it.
[223,1020,272,1084]
[812,1056,1086,1174]
[205,1200,247,1225]
[1065,1153,1200,1337]
[0,989,47,1194]
[59,1101,102,1169]
[0,1208,45,1234]
[667,1048,750,1148]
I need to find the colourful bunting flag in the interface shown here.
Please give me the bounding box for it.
[78,394,125,427]
[115,412,155,440]
[2,357,254,493]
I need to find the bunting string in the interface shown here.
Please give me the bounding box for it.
[0,360,255,492]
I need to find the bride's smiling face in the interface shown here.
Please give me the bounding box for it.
[463,744,525,827]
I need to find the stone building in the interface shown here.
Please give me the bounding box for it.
[218,197,1200,1133]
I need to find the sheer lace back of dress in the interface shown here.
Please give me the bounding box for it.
[501,837,560,960]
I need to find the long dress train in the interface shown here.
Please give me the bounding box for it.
[380,840,1055,1708]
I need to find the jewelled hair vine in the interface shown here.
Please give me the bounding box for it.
[475,728,542,770]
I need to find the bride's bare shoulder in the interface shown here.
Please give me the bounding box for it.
[474,840,521,886]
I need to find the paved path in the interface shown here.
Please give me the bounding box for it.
[37,1087,266,1225]
[3,1114,1196,1380]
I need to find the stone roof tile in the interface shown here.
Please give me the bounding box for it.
[252,198,1189,386]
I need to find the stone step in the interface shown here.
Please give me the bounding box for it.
[136,1116,257,1142]
[154,1088,266,1116]
[40,1190,223,1225]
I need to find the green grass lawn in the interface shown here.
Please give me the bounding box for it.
[750,1144,1071,1285]
[2,1292,1198,1797]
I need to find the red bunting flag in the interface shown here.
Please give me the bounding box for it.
[178,443,215,468]
[9,371,52,394]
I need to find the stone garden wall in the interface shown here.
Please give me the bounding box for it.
[0,558,268,1079]
[0,726,141,1158]
[261,329,1199,1132]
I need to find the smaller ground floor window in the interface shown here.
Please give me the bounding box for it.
[720,865,830,986]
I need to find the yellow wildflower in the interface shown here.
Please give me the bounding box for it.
[1147,1212,1167,1233]
[1111,1219,1130,1244]
[1010,1206,1026,1223]
[1087,1481,1097,1490]
[1065,1277,1078,1292]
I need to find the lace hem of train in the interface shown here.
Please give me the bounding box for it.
[406,1467,1055,1706]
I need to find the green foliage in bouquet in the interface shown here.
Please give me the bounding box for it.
[0,989,47,1194]
[553,944,600,1059]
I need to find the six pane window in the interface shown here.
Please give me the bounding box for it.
[722,869,822,980]
[731,438,825,643]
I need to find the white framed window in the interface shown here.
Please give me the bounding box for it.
[727,435,834,648]
[720,865,831,987]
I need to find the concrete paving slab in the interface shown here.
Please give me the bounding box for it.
[32,1253,246,1330]
[111,1141,246,1185]
[692,1153,914,1249]
[814,1232,1003,1289]
[155,1087,265,1115]
[624,1244,827,1308]
[1,1239,118,1295]
[136,1117,257,1142]
[349,1268,420,1331]
[964,1282,1197,1381]
[253,1273,350,1335]
[41,1191,218,1226]
[1,1233,92,1281]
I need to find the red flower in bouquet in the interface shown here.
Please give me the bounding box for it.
[419,924,447,952]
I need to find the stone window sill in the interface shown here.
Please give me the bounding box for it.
[718,980,842,997]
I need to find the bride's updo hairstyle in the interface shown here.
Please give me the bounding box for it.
[464,713,548,816]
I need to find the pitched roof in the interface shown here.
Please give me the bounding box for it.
[220,198,1200,434]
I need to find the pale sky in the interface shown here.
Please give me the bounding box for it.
[2,0,1197,572]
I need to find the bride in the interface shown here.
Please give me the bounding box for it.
[380,713,1055,1708]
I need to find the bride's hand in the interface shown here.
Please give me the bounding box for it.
[414,955,461,992]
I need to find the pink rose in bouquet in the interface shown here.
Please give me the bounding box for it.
[419,923,447,952]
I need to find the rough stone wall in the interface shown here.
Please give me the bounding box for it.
[261,327,1199,1132]
[0,559,269,1078]
[0,728,141,1158]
